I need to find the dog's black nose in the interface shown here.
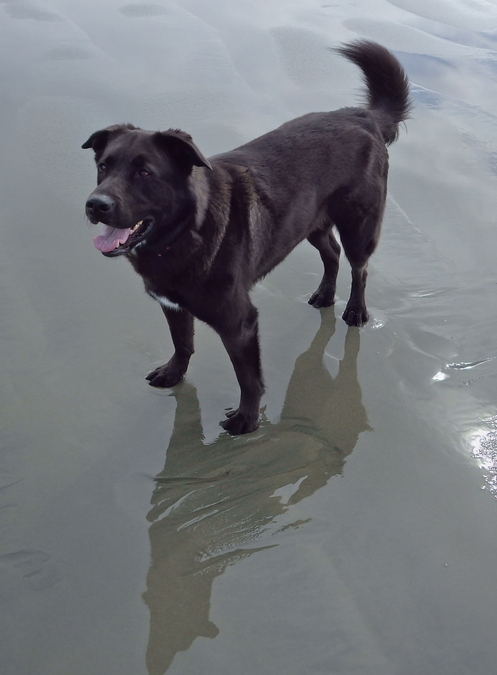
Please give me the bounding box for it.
[85,194,115,220]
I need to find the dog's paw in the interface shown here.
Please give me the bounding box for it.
[308,288,335,308]
[342,305,369,327]
[146,358,186,388]
[220,409,259,435]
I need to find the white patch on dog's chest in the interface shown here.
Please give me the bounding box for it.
[148,290,182,311]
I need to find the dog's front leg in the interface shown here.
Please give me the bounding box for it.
[146,307,194,388]
[217,304,265,435]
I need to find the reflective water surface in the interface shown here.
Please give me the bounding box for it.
[2,1,497,674]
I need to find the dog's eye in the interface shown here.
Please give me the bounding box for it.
[138,168,151,177]
[98,163,106,172]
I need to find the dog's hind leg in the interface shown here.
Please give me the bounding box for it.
[146,307,195,387]
[307,227,341,308]
[336,210,382,327]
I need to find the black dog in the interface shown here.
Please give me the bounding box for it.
[83,40,411,435]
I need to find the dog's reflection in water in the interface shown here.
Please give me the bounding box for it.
[143,310,370,675]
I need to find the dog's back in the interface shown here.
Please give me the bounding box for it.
[209,41,411,284]
[216,40,411,175]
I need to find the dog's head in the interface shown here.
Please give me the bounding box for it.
[82,124,212,257]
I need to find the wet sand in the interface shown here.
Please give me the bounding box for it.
[1,1,497,674]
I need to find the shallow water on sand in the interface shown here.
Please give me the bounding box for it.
[2,1,497,673]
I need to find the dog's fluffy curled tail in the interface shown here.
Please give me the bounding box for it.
[336,40,412,145]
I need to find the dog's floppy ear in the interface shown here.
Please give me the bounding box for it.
[153,129,212,173]
[82,124,138,154]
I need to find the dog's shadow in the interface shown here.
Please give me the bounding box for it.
[143,310,371,675]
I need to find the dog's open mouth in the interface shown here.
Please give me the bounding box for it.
[93,218,155,257]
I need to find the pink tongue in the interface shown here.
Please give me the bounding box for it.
[93,225,131,253]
